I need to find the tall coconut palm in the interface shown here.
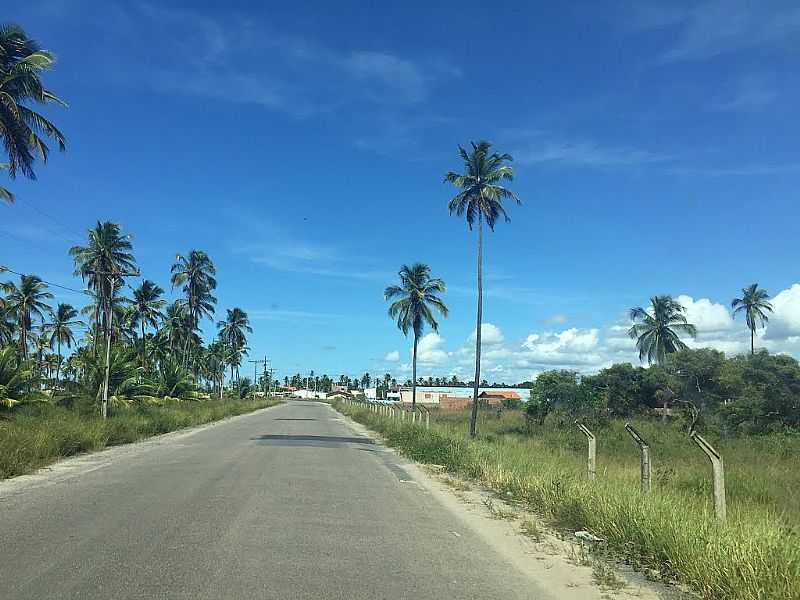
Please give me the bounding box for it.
[444,140,520,437]
[45,303,82,385]
[129,280,165,367]
[171,250,216,366]
[384,263,448,411]
[0,25,67,203]
[70,222,136,355]
[732,283,773,355]
[217,307,251,384]
[0,25,67,188]
[0,274,53,359]
[628,296,697,365]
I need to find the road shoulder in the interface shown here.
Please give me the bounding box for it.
[332,405,681,600]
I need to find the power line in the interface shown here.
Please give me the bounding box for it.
[0,264,89,295]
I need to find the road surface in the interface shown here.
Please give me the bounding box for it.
[1,400,551,599]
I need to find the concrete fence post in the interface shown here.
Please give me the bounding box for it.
[625,423,652,494]
[691,432,726,522]
[575,421,597,481]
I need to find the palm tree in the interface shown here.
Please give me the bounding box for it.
[171,250,217,366]
[129,280,165,367]
[217,307,251,383]
[0,274,53,359]
[0,24,67,203]
[161,300,188,355]
[0,294,16,344]
[206,340,229,399]
[384,263,448,411]
[45,303,82,386]
[0,346,39,408]
[70,222,136,355]
[628,296,697,365]
[444,140,520,437]
[1,163,13,202]
[732,283,773,355]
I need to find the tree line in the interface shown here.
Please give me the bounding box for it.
[1,221,252,411]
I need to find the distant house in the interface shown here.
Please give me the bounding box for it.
[478,390,521,408]
[478,390,521,401]
[439,395,471,410]
[399,388,450,406]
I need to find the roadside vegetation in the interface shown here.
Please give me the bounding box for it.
[336,400,800,600]
[0,217,281,479]
[0,396,279,480]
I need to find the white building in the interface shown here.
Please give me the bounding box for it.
[364,387,378,401]
[293,389,327,400]
[399,389,450,405]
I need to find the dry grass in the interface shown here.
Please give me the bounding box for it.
[336,402,800,600]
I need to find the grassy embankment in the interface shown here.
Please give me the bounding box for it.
[0,396,281,480]
[335,402,800,600]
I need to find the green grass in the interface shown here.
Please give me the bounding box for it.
[336,403,800,600]
[0,396,281,480]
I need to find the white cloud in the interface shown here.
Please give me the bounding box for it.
[384,350,400,362]
[513,133,670,168]
[543,314,568,325]
[675,295,734,333]
[517,328,604,369]
[468,323,505,346]
[396,283,800,382]
[416,333,450,366]
[764,284,800,340]
[629,1,800,62]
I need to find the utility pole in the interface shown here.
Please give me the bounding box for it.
[85,268,140,419]
[248,357,267,397]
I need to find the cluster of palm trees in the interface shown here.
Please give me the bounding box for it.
[384,141,777,438]
[628,284,774,365]
[0,220,253,412]
[384,141,519,437]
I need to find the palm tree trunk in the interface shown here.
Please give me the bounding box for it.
[92,303,100,358]
[20,314,27,360]
[141,321,147,369]
[412,333,418,411]
[56,338,62,388]
[469,216,483,438]
[751,327,755,355]
[183,310,192,369]
[101,304,113,419]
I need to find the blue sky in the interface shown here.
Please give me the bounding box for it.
[3,0,800,383]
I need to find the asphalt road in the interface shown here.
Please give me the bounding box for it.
[1,400,549,599]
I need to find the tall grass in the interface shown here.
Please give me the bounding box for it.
[336,403,800,600]
[0,397,280,480]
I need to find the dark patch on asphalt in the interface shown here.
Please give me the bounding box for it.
[382,461,414,482]
[251,434,374,447]
[273,418,318,421]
